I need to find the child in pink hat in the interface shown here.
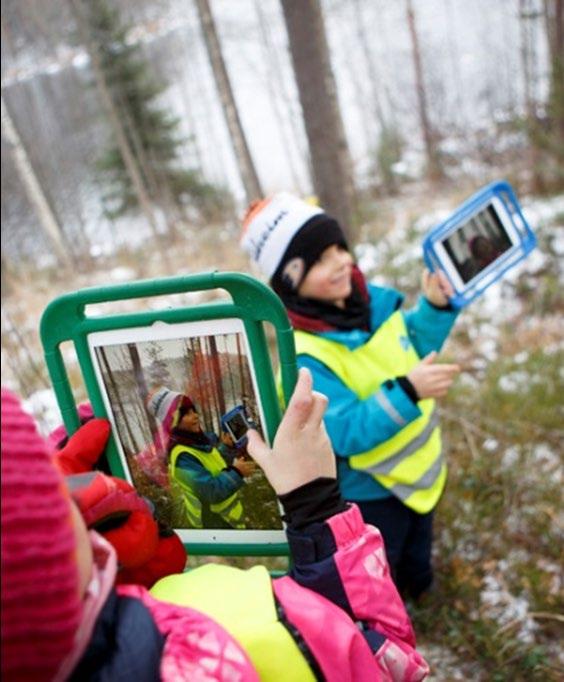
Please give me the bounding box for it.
[1,373,429,681]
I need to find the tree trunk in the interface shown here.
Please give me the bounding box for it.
[194,0,263,203]
[405,0,443,181]
[208,335,226,415]
[98,346,140,453]
[544,0,564,147]
[1,96,72,268]
[520,0,545,191]
[127,342,159,440]
[280,0,357,242]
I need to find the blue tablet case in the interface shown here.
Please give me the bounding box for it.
[423,180,537,308]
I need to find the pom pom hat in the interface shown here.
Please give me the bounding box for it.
[1,388,83,682]
[241,193,348,294]
[146,387,195,430]
[146,387,183,426]
[241,193,322,278]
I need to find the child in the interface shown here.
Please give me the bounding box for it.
[241,193,461,599]
[147,387,255,529]
[1,373,429,681]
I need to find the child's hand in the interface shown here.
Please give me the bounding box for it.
[422,269,454,307]
[221,431,235,448]
[407,351,460,399]
[246,368,336,496]
[233,457,256,478]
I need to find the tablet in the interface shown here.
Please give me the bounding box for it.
[423,181,537,307]
[40,271,298,555]
[87,317,284,545]
[221,405,254,447]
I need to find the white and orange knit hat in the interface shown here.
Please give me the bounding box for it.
[1,388,83,682]
[240,193,347,293]
[241,193,323,279]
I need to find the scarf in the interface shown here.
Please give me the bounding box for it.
[169,426,214,453]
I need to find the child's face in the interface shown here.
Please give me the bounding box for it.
[298,244,353,308]
[179,408,201,432]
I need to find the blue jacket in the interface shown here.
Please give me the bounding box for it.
[173,438,243,506]
[298,284,459,502]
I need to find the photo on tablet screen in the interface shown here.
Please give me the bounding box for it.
[440,202,514,285]
[88,319,283,543]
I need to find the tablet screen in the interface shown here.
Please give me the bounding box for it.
[87,318,284,544]
[226,411,249,441]
[440,203,513,284]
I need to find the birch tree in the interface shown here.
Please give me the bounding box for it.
[405,0,443,181]
[194,0,263,203]
[544,0,564,166]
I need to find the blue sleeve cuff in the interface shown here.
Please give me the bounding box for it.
[378,380,421,425]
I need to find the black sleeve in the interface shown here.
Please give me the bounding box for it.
[278,477,348,532]
[396,375,420,403]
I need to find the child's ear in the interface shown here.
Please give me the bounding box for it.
[282,257,305,290]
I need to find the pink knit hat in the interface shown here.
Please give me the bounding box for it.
[146,386,183,430]
[1,388,83,682]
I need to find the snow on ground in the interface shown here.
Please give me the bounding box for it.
[480,571,538,644]
[415,643,470,681]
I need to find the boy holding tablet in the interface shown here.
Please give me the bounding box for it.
[148,387,255,529]
[241,193,461,599]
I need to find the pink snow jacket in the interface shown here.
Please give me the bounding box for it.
[70,505,428,681]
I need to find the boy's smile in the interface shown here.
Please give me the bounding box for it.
[298,244,353,308]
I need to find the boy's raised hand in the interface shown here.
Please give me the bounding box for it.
[422,268,454,307]
[408,351,460,399]
[246,368,336,496]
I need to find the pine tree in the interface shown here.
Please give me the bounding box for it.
[86,0,232,223]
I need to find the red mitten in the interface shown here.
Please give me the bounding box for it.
[67,471,186,588]
[117,530,187,586]
[56,419,111,475]
[68,472,159,568]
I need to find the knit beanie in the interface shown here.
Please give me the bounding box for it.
[1,388,83,682]
[146,387,182,425]
[146,387,195,429]
[241,193,348,292]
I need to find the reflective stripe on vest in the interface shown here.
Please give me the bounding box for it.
[169,444,245,528]
[294,310,446,513]
[151,564,316,681]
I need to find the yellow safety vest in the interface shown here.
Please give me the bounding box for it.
[294,310,446,513]
[151,564,316,681]
[169,444,245,529]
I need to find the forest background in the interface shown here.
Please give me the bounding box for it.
[1,1,563,679]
